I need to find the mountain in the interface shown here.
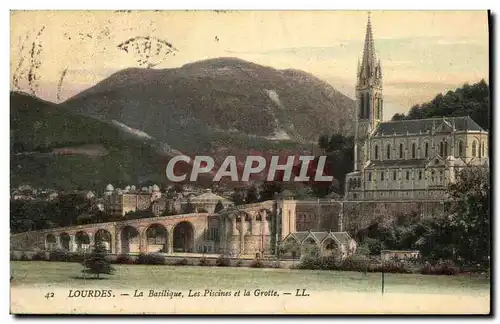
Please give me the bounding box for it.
[62,57,356,154]
[392,79,490,130]
[10,92,173,190]
[11,58,357,190]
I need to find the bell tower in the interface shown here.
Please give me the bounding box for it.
[354,13,383,171]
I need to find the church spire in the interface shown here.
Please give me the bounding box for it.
[358,12,379,87]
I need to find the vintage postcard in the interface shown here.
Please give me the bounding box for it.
[10,10,491,315]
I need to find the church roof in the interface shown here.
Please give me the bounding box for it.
[373,116,485,136]
[287,231,354,245]
[311,232,329,242]
[331,232,353,245]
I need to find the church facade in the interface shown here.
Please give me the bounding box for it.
[345,16,489,201]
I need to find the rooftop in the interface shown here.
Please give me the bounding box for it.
[373,116,485,136]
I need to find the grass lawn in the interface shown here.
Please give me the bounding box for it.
[10,261,490,296]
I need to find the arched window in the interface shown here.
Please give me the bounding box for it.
[482,141,485,157]
[444,141,448,157]
[439,142,444,156]
[365,93,370,119]
[378,98,383,119]
[458,141,464,157]
[399,143,404,159]
[374,145,379,160]
[479,142,482,158]
[424,142,429,158]
[386,144,391,159]
[359,93,364,119]
[472,141,477,157]
[411,143,416,159]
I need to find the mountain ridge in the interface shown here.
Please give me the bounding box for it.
[62,57,356,148]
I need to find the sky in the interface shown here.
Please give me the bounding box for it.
[10,10,489,120]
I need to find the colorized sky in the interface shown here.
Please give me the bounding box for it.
[10,10,489,119]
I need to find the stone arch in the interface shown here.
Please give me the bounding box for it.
[472,140,477,157]
[457,140,464,157]
[303,237,318,246]
[282,235,301,259]
[255,208,272,233]
[173,221,195,253]
[75,231,90,252]
[46,234,57,250]
[145,223,168,253]
[322,237,339,256]
[386,142,391,159]
[234,211,251,235]
[121,225,140,254]
[94,229,112,252]
[59,232,71,251]
[301,236,320,258]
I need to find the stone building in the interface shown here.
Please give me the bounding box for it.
[282,231,357,259]
[181,189,234,213]
[104,184,162,217]
[345,15,489,201]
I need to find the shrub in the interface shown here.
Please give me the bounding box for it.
[371,260,412,274]
[421,260,459,276]
[215,255,231,267]
[339,254,371,272]
[269,260,281,269]
[175,258,189,266]
[317,256,338,270]
[137,253,165,265]
[115,254,135,264]
[198,257,209,266]
[235,260,243,267]
[49,249,69,262]
[249,259,264,268]
[68,253,86,263]
[32,251,48,261]
[20,253,31,261]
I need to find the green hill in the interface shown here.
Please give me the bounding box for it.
[10,92,167,190]
[391,79,490,130]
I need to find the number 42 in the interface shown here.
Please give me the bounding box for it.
[45,292,54,299]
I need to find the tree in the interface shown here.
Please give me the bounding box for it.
[81,241,115,279]
[230,190,245,206]
[259,181,283,201]
[214,200,224,213]
[245,185,259,204]
[448,166,490,266]
[391,80,490,130]
[314,134,354,196]
[183,199,195,213]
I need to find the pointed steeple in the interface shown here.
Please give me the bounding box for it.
[358,12,380,87]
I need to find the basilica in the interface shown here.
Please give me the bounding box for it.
[344,16,489,201]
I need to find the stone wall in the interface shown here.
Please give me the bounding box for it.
[11,199,449,256]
